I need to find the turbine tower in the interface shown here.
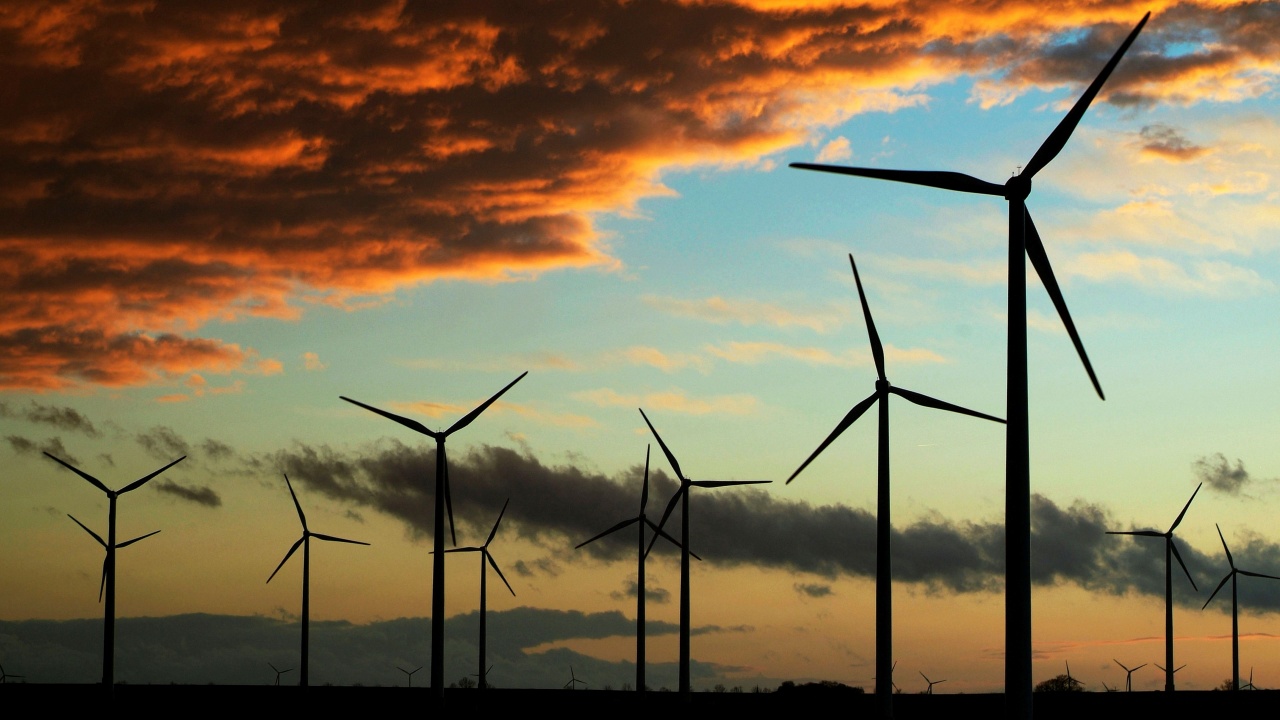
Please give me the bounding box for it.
[576,444,693,693]
[1202,523,1280,691]
[340,371,526,696]
[640,408,770,696]
[1113,659,1146,692]
[787,252,1003,717]
[1107,482,1201,691]
[789,14,1150,716]
[44,452,184,689]
[443,499,515,690]
[267,473,369,687]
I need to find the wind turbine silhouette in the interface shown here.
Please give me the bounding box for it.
[787,252,1003,716]
[1107,482,1200,692]
[340,370,526,696]
[919,671,945,694]
[640,408,771,696]
[790,14,1150,714]
[1064,660,1082,691]
[564,665,586,690]
[397,665,422,687]
[266,473,368,688]
[443,499,515,690]
[575,445,694,694]
[269,662,293,686]
[1113,659,1147,692]
[44,452,184,689]
[0,664,24,683]
[1202,523,1280,691]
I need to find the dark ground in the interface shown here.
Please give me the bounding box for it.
[3,683,1278,716]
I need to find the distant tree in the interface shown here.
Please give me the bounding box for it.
[1034,674,1084,693]
[1214,678,1235,691]
[713,684,727,693]
[455,676,475,689]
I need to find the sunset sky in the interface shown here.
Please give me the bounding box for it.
[3,0,1280,693]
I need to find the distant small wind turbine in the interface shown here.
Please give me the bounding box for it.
[1113,659,1147,692]
[269,662,293,686]
[640,408,771,696]
[576,445,695,694]
[0,664,24,683]
[397,665,422,687]
[443,499,515,690]
[267,473,369,688]
[791,15,1151,716]
[341,371,526,696]
[45,452,184,688]
[1202,523,1280,691]
[564,665,587,690]
[1242,667,1256,691]
[1107,482,1201,691]
[920,671,945,694]
[787,253,1003,717]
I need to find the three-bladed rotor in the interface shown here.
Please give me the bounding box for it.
[443,498,516,596]
[267,474,369,584]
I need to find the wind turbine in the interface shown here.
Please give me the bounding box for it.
[1064,660,1082,691]
[1202,523,1280,691]
[1242,667,1256,691]
[0,665,23,683]
[44,452,184,688]
[787,252,1004,716]
[640,408,771,696]
[266,473,369,688]
[790,14,1150,715]
[575,445,695,694]
[340,370,527,696]
[920,672,945,694]
[1107,482,1201,691]
[269,662,293,686]
[397,665,422,687]
[442,499,515,690]
[1113,659,1147,692]
[564,665,586,690]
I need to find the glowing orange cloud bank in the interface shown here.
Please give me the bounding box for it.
[0,1,1272,389]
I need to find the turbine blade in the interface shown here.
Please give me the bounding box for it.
[340,396,438,438]
[485,499,510,547]
[641,445,650,511]
[1022,12,1151,179]
[790,163,1004,196]
[1169,482,1202,532]
[445,371,529,435]
[888,386,1006,423]
[67,514,106,547]
[44,453,110,494]
[1202,573,1231,610]
[98,556,107,602]
[690,480,772,488]
[849,253,885,381]
[283,474,307,531]
[311,533,370,546]
[1237,570,1280,581]
[1113,659,1127,672]
[639,408,684,482]
[442,546,483,554]
[575,517,641,549]
[786,392,878,484]
[1024,211,1104,399]
[267,537,304,584]
[1106,530,1163,537]
[488,552,516,596]
[120,455,186,494]
[645,518,701,560]
[443,445,457,546]
[645,488,685,558]
[1216,523,1234,568]
[1170,539,1198,591]
[116,529,161,548]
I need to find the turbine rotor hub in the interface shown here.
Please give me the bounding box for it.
[1004,174,1032,201]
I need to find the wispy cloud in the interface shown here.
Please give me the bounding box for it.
[573,388,758,416]
[642,295,850,333]
[705,340,945,367]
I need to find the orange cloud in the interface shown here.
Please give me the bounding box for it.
[0,1,1274,389]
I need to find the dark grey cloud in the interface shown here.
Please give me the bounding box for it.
[200,438,236,462]
[154,479,221,508]
[264,439,1280,613]
[6,434,77,464]
[610,577,672,605]
[0,400,100,436]
[795,583,833,599]
[1138,123,1210,161]
[1194,453,1254,495]
[135,426,191,461]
